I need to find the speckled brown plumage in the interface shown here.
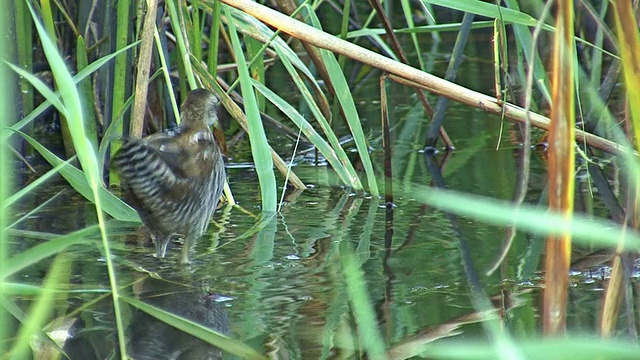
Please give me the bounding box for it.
[112,89,226,262]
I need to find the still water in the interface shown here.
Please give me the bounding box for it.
[11,33,617,358]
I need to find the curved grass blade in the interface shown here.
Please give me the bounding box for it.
[220,0,622,156]
[224,7,332,118]
[252,80,354,186]
[224,7,358,188]
[271,46,363,190]
[306,7,379,196]
[14,130,138,222]
[5,63,65,114]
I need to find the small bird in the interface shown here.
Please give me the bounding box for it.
[112,89,226,262]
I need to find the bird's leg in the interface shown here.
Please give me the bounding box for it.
[179,231,198,264]
[154,234,171,259]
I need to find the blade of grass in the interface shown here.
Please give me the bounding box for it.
[599,231,628,336]
[400,0,426,70]
[207,0,222,75]
[76,36,98,152]
[266,48,362,189]
[166,0,196,89]
[587,0,609,86]
[15,0,34,120]
[418,336,640,359]
[600,0,640,337]
[336,0,351,71]
[187,0,202,60]
[152,25,180,121]
[421,0,544,28]
[6,63,65,114]
[502,0,551,104]
[252,80,353,186]
[39,0,57,41]
[223,7,332,120]
[245,36,266,112]
[26,3,128,357]
[405,184,640,250]
[380,74,392,203]
[224,5,277,212]
[3,158,74,208]
[1,41,139,143]
[612,2,640,151]
[347,20,495,38]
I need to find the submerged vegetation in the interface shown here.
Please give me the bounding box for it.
[1,0,640,358]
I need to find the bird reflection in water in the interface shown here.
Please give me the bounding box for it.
[64,278,230,359]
